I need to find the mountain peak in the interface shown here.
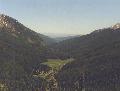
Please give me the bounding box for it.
[111,23,120,30]
[0,14,19,31]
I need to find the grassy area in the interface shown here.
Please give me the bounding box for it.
[41,58,74,71]
[33,58,74,89]
[0,83,8,91]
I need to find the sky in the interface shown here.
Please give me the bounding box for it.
[1,0,120,35]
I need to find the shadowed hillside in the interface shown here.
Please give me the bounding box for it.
[54,25,120,91]
[0,14,49,91]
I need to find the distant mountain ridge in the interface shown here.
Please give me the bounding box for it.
[38,33,56,45]
[54,35,81,42]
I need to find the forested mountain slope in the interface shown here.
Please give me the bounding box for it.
[0,14,48,91]
[54,25,120,91]
[1,14,120,91]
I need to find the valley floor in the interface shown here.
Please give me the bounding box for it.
[33,59,74,91]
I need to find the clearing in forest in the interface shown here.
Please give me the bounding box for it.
[41,58,74,71]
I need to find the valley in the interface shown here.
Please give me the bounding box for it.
[0,14,120,91]
[33,59,73,91]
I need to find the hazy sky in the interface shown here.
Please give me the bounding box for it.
[1,0,120,34]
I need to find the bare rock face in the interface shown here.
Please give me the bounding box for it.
[0,14,44,46]
[0,14,37,43]
[111,23,120,30]
[0,14,18,30]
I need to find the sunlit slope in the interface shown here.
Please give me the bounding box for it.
[41,59,73,71]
